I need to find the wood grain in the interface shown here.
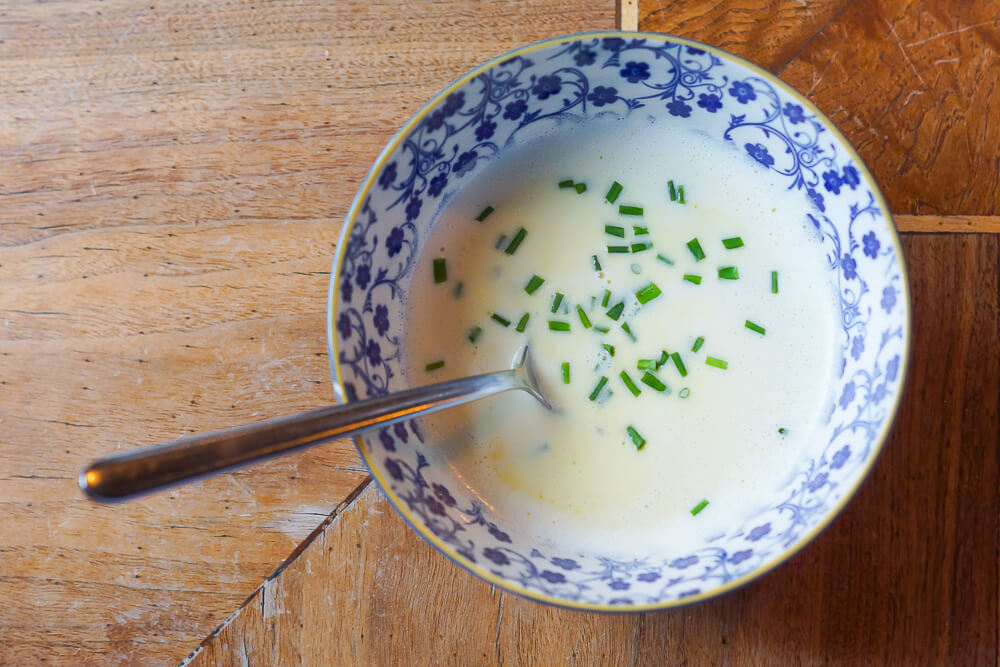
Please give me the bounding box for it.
[195,234,1000,665]
[640,0,1000,217]
[0,0,615,664]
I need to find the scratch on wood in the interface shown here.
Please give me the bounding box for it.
[905,20,1000,48]
[882,17,927,85]
[494,592,504,665]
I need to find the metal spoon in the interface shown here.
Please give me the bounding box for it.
[80,346,550,503]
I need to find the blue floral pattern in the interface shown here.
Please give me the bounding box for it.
[330,33,908,610]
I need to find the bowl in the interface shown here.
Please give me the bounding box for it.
[327,31,910,611]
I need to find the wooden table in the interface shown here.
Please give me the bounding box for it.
[1,1,997,664]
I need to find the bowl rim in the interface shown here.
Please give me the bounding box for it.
[326,30,912,613]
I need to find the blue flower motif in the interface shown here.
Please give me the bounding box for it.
[747,523,771,541]
[574,48,597,66]
[551,557,580,570]
[697,93,722,112]
[806,187,825,212]
[405,197,422,222]
[620,61,650,83]
[823,169,843,195]
[842,165,860,189]
[851,335,865,360]
[666,99,692,118]
[532,74,562,100]
[483,547,509,566]
[881,285,897,313]
[745,142,775,167]
[729,549,752,564]
[872,383,888,404]
[503,99,527,120]
[587,85,618,107]
[442,91,465,116]
[839,381,856,409]
[386,227,404,257]
[670,555,699,569]
[686,46,706,55]
[453,150,478,177]
[886,355,900,382]
[679,589,701,598]
[337,312,352,340]
[424,109,445,132]
[475,119,496,141]
[841,253,857,280]
[863,231,880,259]
[378,161,397,189]
[609,598,633,605]
[637,571,661,582]
[378,428,395,452]
[831,446,851,469]
[340,278,353,303]
[609,580,630,591]
[489,524,512,543]
[373,304,390,337]
[366,339,382,366]
[601,37,624,51]
[432,483,456,507]
[729,81,756,104]
[540,570,566,584]
[355,264,370,290]
[427,172,448,198]
[807,472,828,492]
[344,382,356,401]
[385,458,403,481]
[425,496,446,516]
[392,422,409,444]
[783,102,805,124]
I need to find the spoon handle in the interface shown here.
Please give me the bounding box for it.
[80,368,522,503]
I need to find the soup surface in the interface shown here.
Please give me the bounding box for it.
[404,115,839,557]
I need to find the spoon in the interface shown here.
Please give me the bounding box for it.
[80,346,551,503]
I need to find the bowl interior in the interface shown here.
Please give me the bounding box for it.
[329,32,908,610]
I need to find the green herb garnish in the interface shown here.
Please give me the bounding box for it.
[778,427,788,435]
[589,376,609,401]
[691,499,709,516]
[668,180,677,201]
[683,274,702,285]
[453,281,464,298]
[558,179,575,189]
[601,290,611,308]
[605,224,626,238]
[718,266,740,280]
[723,237,744,249]
[745,320,766,335]
[678,186,686,204]
[619,205,643,216]
[606,302,625,321]
[637,359,656,370]
[593,255,602,271]
[475,206,495,222]
[687,238,705,261]
[641,372,666,392]
[630,242,651,253]
[574,182,587,194]
[626,426,646,450]
[706,356,728,370]
[656,253,675,266]
[633,225,649,235]
[607,245,630,254]
[562,362,570,384]
[524,275,545,294]
[679,387,690,398]
[671,352,688,377]
[621,322,637,342]
[491,313,511,327]
[620,371,641,396]
[467,326,482,343]
[515,313,530,333]
[551,292,564,313]
[692,337,704,352]
[548,320,571,332]
[593,326,610,333]
[602,343,616,357]
[605,181,623,203]
[576,306,592,329]
[771,270,779,294]
[425,360,445,372]
[505,227,527,255]
[635,282,662,304]
[433,258,447,283]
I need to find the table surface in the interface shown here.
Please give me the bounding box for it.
[1,1,997,664]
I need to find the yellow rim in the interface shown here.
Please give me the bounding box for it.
[326,31,912,612]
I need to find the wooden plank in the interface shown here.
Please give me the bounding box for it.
[0,0,616,664]
[618,0,639,31]
[639,0,1000,217]
[896,215,1000,234]
[194,234,999,664]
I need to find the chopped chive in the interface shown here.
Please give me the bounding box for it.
[605,224,626,238]
[606,302,625,321]
[495,234,508,250]
[491,313,511,327]
[562,362,570,384]
[656,253,675,266]
[657,350,670,369]
[778,427,788,435]
[637,359,656,370]
[641,372,667,392]
[683,274,702,285]
[706,356,728,370]
[619,205,643,216]
[467,326,482,343]
[692,336,705,352]
[602,343,616,357]
[626,426,646,450]
[433,258,447,283]
[515,313,530,332]
[635,282,662,304]
[593,255,602,271]
[631,242,651,253]
[425,360,445,371]
[671,352,688,377]
[691,499,709,516]
[687,238,705,261]
[606,181,623,203]
[745,320,766,335]
[576,306,592,329]
[558,179,575,189]
[505,228,527,255]
[679,387,690,398]
[593,326,610,333]
[771,270,779,294]
[718,266,740,280]
[601,290,611,308]
[621,322,637,342]
[475,206,495,222]
[668,180,677,201]
[723,236,744,249]
[548,320,571,332]
[551,292,564,313]
[524,275,545,294]
[678,186,686,204]
[453,281,464,298]
[575,182,587,194]
[633,225,649,235]
[620,371,641,397]
[607,245,630,254]
[589,376,609,401]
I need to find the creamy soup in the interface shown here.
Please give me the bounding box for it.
[404,115,838,557]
